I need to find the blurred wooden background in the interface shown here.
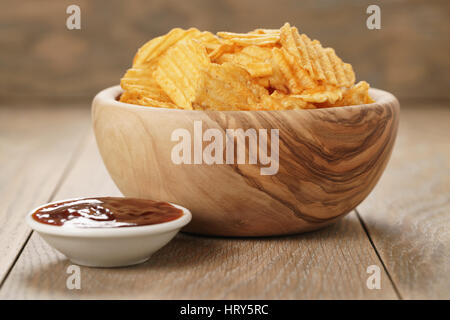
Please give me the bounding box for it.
[0,0,449,107]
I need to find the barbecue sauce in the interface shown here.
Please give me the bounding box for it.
[32,197,183,228]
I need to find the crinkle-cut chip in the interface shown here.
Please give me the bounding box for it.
[194,31,221,45]
[279,23,313,78]
[268,91,316,110]
[193,63,271,111]
[194,31,229,54]
[120,25,370,111]
[217,31,280,46]
[324,48,355,88]
[120,66,172,102]
[271,47,316,94]
[244,62,273,77]
[217,57,272,78]
[249,28,281,36]
[216,46,272,64]
[253,77,271,88]
[119,90,177,108]
[279,23,355,88]
[217,31,279,40]
[121,65,156,87]
[216,46,273,77]
[334,81,374,106]
[262,57,288,93]
[240,45,273,61]
[153,39,210,110]
[291,86,343,104]
[208,39,236,61]
[133,28,202,67]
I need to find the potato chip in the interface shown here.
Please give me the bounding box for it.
[334,81,374,106]
[120,24,373,110]
[249,28,281,35]
[216,46,273,77]
[121,66,170,100]
[280,23,355,88]
[120,62,178,108]
[194,63,271,111]
[244,63,273,78]
[193,31,227,55]
[133,28,202,67]
[268,91,316,110]
[291,86,343,104]
[240,45,273,61]
[194,31,221,45]
[216,46,285,91]
[119,90,177,108]
[217,31,280,46]
[208,39,236,61]
[153,39,210,110]
[271,47,316,93]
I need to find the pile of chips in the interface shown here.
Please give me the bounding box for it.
[120,23,374,110]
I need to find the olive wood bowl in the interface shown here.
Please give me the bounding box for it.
[92,85,399,237]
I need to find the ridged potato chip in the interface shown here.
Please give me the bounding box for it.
[271,47,316,93]
[216,46,273,77]
[120,64,177,107]
[194,62,271,111]
[121,28,210,107]
[119,90,177,108]
[119,24,373,111]
[153,39,209,110]
[133,28,202,67]
[206,37,237,60]
[280,23,355,88]
[121,66,170,100]
[334,81,374,106]
[269,91,316,110]
[250,28,281,35]
[291,86,343,104]
[217,31,280,46]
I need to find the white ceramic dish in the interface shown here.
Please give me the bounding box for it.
[26,198,192,267]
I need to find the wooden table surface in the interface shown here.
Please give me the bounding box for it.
[0,104,448,300]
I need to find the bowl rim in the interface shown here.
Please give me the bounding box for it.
[93,85,398,113]
[26,197,192,237]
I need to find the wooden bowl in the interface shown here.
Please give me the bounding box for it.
[92,86,399,237]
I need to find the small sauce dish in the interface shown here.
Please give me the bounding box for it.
[26,197,192,267]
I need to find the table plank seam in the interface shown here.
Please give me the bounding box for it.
[355,208,403,299]
[0,231,33,289]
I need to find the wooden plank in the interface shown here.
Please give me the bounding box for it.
[0,133,397,299]
[357,106,450,299]
[0,106,89,285]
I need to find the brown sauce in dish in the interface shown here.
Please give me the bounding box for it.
[32,197,183,228]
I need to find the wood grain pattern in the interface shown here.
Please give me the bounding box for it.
[1,106,448,300]
[0,213,398,299]
[92,86,400,236]
[357,106,450,299]
[0,135,396,299]
[0,106,89,285]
